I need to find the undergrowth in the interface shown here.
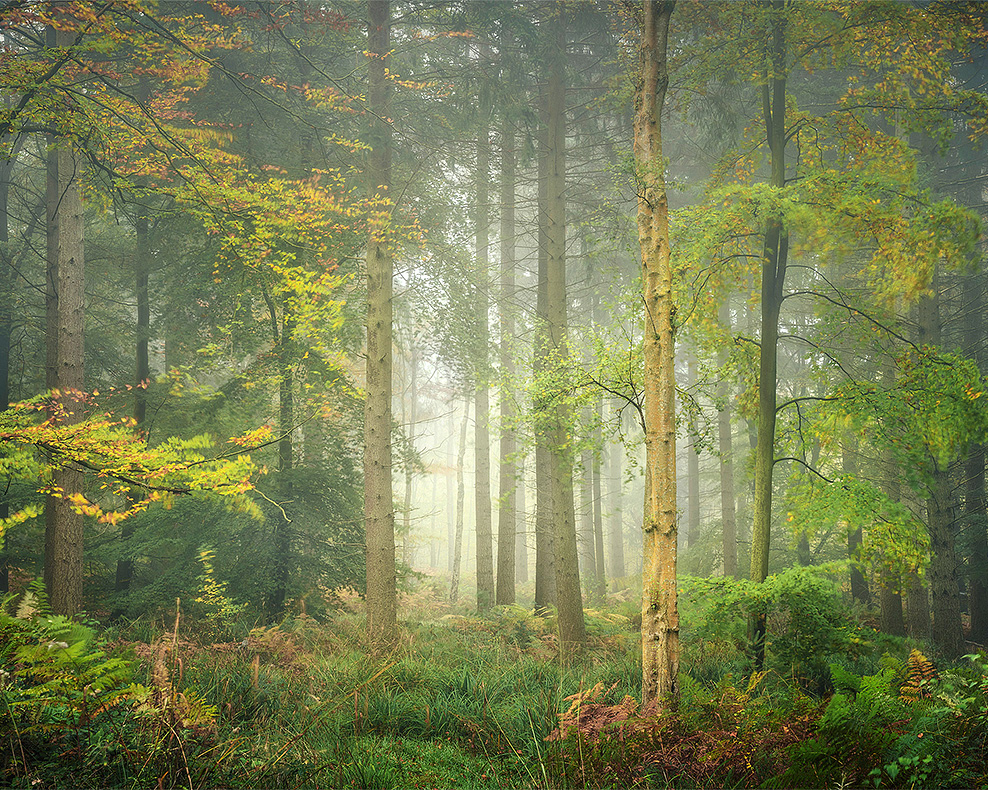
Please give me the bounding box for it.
[3,574,988,788]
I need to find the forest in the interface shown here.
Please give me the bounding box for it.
[1,0,988,787]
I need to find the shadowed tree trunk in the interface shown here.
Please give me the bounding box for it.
[749,0,789,670]
[44,20,86,616]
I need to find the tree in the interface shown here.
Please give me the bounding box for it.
[363,0,397,645]
[635,0,678,709]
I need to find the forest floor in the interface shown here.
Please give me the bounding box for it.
[3,573,988,788]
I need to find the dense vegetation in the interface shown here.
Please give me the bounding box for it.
[1,0,988,787]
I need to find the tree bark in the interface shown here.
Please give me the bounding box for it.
[534,90,556,612]
[749,0,788,670]
[450,400,470,604]
[475,124,494,613]
[364,0,397,644]
[636,0,678,709]
[496,112,517,606]
[718,302,737,578]
[544,8,584,656]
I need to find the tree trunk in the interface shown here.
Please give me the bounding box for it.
[636,0,678,709]
[475,125,494,613]
[545,8,584,656]
[534,94,556,612]
[608,401,626,579]
[718,301,737,579]
[363,0,397,644]
[686,356,699,550]
[928,465,964,657]
[496,112,517,606]
[749,0,788,670]
[516,454,529,585]
[450,400,470,604]
[592,400,606,601]
[401,345,418,568]
[966,441,988,644]
[44,20,86,616]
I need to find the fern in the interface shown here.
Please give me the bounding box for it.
[900,649,936,701]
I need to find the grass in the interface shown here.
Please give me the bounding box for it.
[5,582,988,789]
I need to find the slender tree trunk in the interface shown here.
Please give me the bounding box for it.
[496,113,517,606]
[474,122,494,613]
[580,440,596,578]
[545,9,584,656]
[271,307,294,615]
[686,356,699,550]
[718,303,737,578]
[608,401,626,579]
[364,0,397,644]
[906,567,930,640]
[592,403,606,601]
[450,400,470,604]
[636,0,678,708]
[843,438,870,605]
[402,345,418,568]
[534,101,556,612]
[516,454,529,585]
[749,1,788,669]
[881,459,907,636]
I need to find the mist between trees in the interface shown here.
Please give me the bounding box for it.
[2,1,988,786]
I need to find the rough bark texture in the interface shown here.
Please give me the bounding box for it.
[966,441,988,643]
[363,0,397,644]
[496,116,517,606]
[44,33,86,615]
[545,9,584,655]
[636,0,678,709]
[927,466,964,657]
[475,127,494,613]
[749,0,788,669]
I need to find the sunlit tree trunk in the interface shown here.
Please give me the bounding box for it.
[44,23,86,616]
[496,113,517,606]
[636,0,678,708]
[364,0,397,644]
[750,0,788,669]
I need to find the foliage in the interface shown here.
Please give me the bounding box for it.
[681,567,862,686]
